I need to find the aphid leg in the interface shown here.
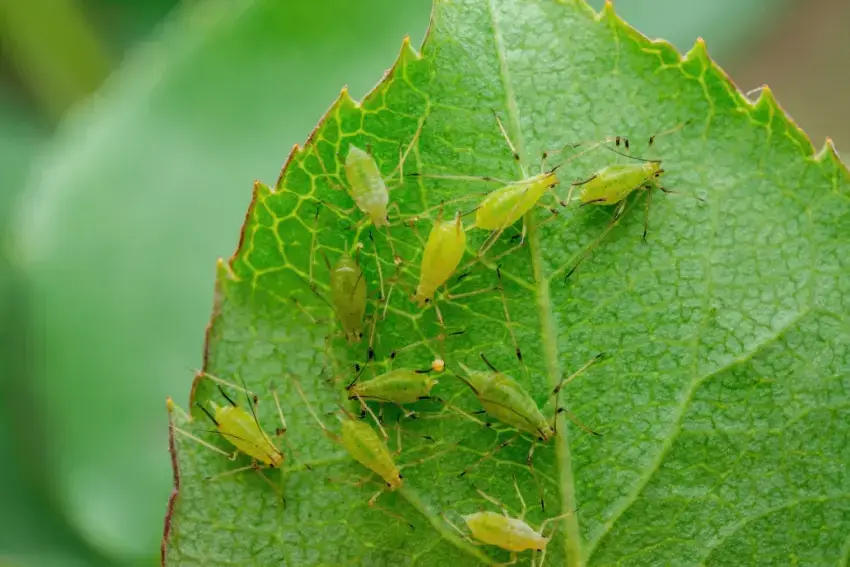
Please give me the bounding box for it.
[495,552,518,567]
[171,425,237,460]
[441,513,481,546]
[309,139,345,191]
[204,464,256,481]
[457,433,519,478]
[642,183,654,241]
[384,116,427,188]
[494,267,527,378]
[270,386,313,470]
[551,353,606,398]
[563,199,631,282]
[490,109,522,165]
[511,473,528,519]
[475,484,512,516]
[370,501,416,531]
[555,407,601,437]
[422,396,489,426]
[535,510,578,567]
[291,378,342,444]
[352,394,390,439]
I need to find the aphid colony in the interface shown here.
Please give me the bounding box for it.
[170,112,702,564]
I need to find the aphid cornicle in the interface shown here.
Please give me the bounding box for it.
[413,211,467,306]
[329,253,367,342]
[348,368,439,405]
[345,145,391,228]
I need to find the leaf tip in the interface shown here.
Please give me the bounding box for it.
[684,36,710,64]
[216,257,239,282]
[817,137,849,176]
[399,34,421,61]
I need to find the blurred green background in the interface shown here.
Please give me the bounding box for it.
[0,0,846,565]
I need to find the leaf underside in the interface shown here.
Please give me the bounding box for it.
[163,0,850,565]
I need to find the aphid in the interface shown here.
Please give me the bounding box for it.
[329,252,367,343]
[313,117,426,264]
[409,110,565,259]
[168,372,289,498]
[344,145,392,228]
[294,379,402,505]
[413,210,467,306]
[563,123,704,280]
[347,367,439,405]
[455,353,604,477]
[445,476,573,566]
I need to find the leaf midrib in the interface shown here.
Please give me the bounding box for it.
[484,0,584,565]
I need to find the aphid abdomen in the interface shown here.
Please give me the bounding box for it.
[473,372,552,439]
[344,145,390,227]
[341,419,402,488]
[351,369,438,405]
[414,214,467,306]
[329,254,367,342]
[215,404,281,467]
[476,172,558,230]
[463,512,546,552]
[580,163,659,205]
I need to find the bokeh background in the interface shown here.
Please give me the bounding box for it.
[0,0,847,565]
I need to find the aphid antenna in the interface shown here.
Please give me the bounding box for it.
[233,372,264,428]
[600,143,659,164]
[195,401,220,427]
[478,352,501,374]
[193,369,252,396]
[344,362,368,390]
[217,385,238,407]
[452,368,480,396]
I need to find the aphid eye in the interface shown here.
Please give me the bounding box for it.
[424,298,431,304]
[398,473,404,479]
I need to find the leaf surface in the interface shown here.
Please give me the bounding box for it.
[164,1,850,565]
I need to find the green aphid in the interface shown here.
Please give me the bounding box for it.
[329,253,367,343]
[348,368,440,405]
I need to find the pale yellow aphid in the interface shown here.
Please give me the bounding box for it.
[168,372,290,499]
[345,145,391,228]
[431,358,446,373]
[474,170,560,232]
[293,378,402,505]
[446,476,573,566]
[413,210,466,306]
[463,511,547,552]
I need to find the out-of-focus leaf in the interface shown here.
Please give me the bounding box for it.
[12,0,429,559]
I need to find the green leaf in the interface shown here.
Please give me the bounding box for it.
[164,0,850,565]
